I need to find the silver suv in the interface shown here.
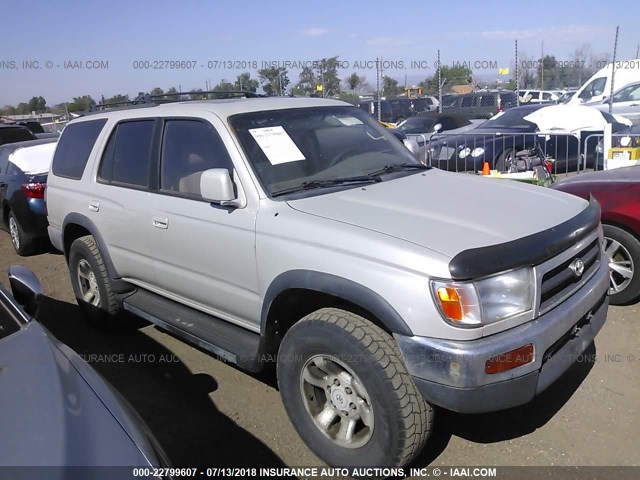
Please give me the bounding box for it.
[46,96,609,468]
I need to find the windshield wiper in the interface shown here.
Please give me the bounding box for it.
[271,175,382,197]
[367,163,432,176]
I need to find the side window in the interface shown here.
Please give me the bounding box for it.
[542,92,553,100]
[51,119,107,179]
[479,95,495,107]
[98,120,155,188]
[160,120,233,196]
[461,96,474,107]
[613,83,640,102]
[579,77,607,100]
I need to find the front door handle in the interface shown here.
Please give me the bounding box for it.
[153,216,169,229]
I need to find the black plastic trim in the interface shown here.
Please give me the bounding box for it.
[62,213,134,293]
[261,270,413,336]
[448,197,601,280]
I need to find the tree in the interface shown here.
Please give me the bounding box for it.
[213,79,236,91]
[66,95,96,112]
[149,87,165,96]
[316,57,341,97]
[382,76,402,97]
[102,94,130,104]
[293,66,317,96]
[345,72,368,91]
[258,67,289,96]
[234,72,259,92]
[26,96,47,113]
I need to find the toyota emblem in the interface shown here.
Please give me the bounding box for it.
[569,258,585,278]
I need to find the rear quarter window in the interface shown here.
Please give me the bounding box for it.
[0,127,36,146]
[51,119,107,179]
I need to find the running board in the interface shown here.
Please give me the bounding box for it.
[122,289,262,371]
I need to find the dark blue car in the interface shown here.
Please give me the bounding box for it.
[428,104,628,174]
[0,138,56,255]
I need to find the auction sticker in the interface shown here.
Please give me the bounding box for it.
[249,126,305,165]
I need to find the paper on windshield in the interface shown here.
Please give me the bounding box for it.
[335,116,363,126]
[249,126,305,165]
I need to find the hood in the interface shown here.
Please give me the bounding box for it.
[0,322,152,466]
[287,169,588,259]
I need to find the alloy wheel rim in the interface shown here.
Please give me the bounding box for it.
[603,236,634,295]
[300,355,374,449]
[77,259,101,306]
[9,216,20,250]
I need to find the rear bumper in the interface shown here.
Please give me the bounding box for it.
[395,259,609,413]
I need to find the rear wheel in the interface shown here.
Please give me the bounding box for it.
[603,224,640,305]
[68,235,123,328]
[277,307,432,467]
[8,211,32,256]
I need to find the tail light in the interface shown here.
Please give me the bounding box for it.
[21,182,46,199]
[544,160,553,175]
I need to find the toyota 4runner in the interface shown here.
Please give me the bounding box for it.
[46,96,609,468]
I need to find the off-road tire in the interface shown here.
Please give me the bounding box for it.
[277,307,433,468]
[68,235,123,329]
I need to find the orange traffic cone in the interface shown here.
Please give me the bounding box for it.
[482,162,490,175]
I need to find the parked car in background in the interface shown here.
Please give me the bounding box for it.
[440,93,459,108]
[552,166,640,305]
[557,90,578,104]
[0,265,171,468]
[587,80,640,125]
[16,121,45,134]
[356,99,395,123]
[428,104,629,173]
[569,60,640,105]
[0,138,57,255]
[442,90,518,119]
[395,113,484,162]
[519,90,561,104]
[0,124,37,146]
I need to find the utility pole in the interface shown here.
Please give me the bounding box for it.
[540,41,544,89]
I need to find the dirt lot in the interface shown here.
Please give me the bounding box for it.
[1,232,638,472]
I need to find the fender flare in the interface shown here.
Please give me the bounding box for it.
[62,213,133,293]
[261,270,413,336]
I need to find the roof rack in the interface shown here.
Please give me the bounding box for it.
[86,90,263,114]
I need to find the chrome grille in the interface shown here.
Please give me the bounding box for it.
[538,238,601,314]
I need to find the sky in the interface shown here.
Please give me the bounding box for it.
[1,0,639,106]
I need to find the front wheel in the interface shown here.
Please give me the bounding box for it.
[277,308,432,467]
[495,148,514,172]
[603,225,640,305]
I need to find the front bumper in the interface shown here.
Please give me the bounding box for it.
[395,259,609,414]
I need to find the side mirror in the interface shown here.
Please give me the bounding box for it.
[433,123,443,133]
[200,168,243,208]
[8,265,43,318]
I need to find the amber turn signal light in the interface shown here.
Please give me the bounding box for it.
[485,344,534,374]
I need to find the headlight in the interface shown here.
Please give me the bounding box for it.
[431,267,534,327]
[458,147,471,158]
[471,147,485,157]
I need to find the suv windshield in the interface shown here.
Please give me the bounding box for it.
[230,106,419,196]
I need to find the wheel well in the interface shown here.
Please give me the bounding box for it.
[63,223,91,259]
[603,220,640,244]
[263,288,390,357]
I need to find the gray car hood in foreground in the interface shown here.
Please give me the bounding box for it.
[0,322,153,466]
[287,169,588,259]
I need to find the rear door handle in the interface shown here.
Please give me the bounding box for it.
[89,200,99,212]
[153,216,168,229]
